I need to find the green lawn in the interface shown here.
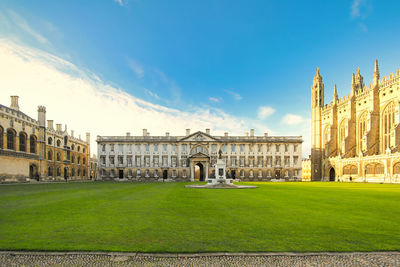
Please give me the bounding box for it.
[0,181,399,252]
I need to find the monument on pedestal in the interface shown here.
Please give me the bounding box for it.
[185,149,257,189]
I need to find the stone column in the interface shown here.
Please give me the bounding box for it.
[205,161,209,179]
[190,162,194,181]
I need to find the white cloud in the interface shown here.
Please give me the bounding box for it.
[144,88,160,99]
[7,10,49,45]
[224,89,242,101]
[127,58,144,78]
[351,0,362,18]
[0,40,259,155]
[282,114,304,125]
[208,97,221,103]
[257,106,275,120]
[114,0,124,6]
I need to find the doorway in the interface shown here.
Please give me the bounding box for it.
[195,163,204,181]
[119,169,124,179]
[163,170,168,179]
[329,168,335,181]
[275,170,281,179]
[231,170,236,179]
[64,167,68,180]
[29,164,38,180]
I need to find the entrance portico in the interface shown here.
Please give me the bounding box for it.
[189,152,210,181]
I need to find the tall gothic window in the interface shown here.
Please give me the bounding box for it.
[7,129,16,150]
[19,132,27,152]
[358,112,368,152]
[339,119,347,154]
[382,102,394,151]
[48,150,52,160]
[30,135,37,154]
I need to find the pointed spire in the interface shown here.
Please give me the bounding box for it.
[356,67,360,76]
[373,59,380,86]
[333,84,338,102]
[352,73,355,84]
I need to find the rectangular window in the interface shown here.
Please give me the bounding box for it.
[110,144,114,152]
[276,144,280,152]
[172,157,177,167]
[109,156,114,165]
[118,156,123,165]
[285,144,288,152]
[240,144,244,152]
[101,156,105,165]
[258,144,262,152]
[145,157,150,167]
[154,144,158,151]
[231,157,236,166]
[211,144,217,153]
[119,144,123,151]
[136,144,140,152]
[294,145,297,152]
[231,144,236,153]
[163,144,167,152]
[222,144,227,153]
[240,158,244,167]
[182,144,187,152]
[154,157,159,166]
[102,145,106,152]
[127,156,132,166]
[136,157,141,167]
[172,144,176,152]
[163,157,168,166]
[145,144,149,152]
[267,144,270,152]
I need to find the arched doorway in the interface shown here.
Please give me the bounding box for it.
[195,163,204,181]
[329,167,335,181]
[29,164,38,180]
[163,170,168,179]
[275,169,281,179]
[64,167,68,180]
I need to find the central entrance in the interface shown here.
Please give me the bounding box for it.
[195,163,204,181]
[329,167,335,181]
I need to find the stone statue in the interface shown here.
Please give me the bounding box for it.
[218,149,222,159]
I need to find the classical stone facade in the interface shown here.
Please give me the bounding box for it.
[0,96,90,182]
[97,129,302,181]
[311,60,400,183]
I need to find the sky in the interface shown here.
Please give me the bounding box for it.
[1,0,400,157]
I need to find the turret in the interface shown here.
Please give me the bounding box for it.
[312,68,324,108]
[333,84,338,105]
[10,96,20,111]
[37,106,46,128]
[373,59,380,86]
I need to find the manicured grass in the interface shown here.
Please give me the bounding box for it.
[0,181,399,252]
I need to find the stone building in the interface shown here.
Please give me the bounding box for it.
[311,60,400,183]
[97,129,302,181]
[0,96,91,182]
[302,158,311,181]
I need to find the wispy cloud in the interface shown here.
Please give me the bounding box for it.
[351,0,372,19]
[258,106,275,119]
[282,114,304,125]
[351,0,363,18]
[144,88,160,99]
[0,40,261,154]
[127,58,144,78]
[114,0,124,6]
[7,10,50,45]
[224,89,242,101]
[208,97,221,103]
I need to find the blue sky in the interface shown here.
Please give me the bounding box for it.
[0,0,399,156]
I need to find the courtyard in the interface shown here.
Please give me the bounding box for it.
[0,182,399,253]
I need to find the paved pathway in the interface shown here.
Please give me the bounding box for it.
[1,251,399,266]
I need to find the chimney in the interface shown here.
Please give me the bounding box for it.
[71,130,74,137]
[206,129,210,135]
[224,132,228,137]
[245,132,249,137]
[166,132,170,137]
[47,120,54,130]
[250,129,254,137]
[37,106,46,127]
[264,132,268,137]
[186,129,190,136]
[56,124,62,132]
[126,132,131,136]
[86,132,90,143]
[146,132,150,136]
[143,129,147,136]
[10,96,19,111]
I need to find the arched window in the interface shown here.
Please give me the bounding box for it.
[71,168,75,176]
[71,155,75,163]
[64,136,68,145]
[382,102,394,151]
[7,129,16,150]
[47,150,52,160]
[78,146,81,152]
[19,132,27,152]
[57,139,61,147]
[343,165,358,175]
[338,119,347,154]
[48,167,53,177]
[83,148,85,153]
[48,137,53,145]
[83,157,86,164]
[71,144,75,150]
[83,169,86,177]
[30,135,37,154]
[393,163,400,175]
[77,169,81,176]
[78,156,81,164]
[0,126,3,149]
[57,167,61,176]
[57,152,61,161]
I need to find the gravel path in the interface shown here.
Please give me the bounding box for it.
[0,252,399,266]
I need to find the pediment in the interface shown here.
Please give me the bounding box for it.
[180,131,217,142]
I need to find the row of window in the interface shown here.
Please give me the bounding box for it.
[48,166,86,177]
[47,136,86,153]
[101,155,299,167]
[47,150,86,164]
[0,128,37,153]
[101,143,299,154]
